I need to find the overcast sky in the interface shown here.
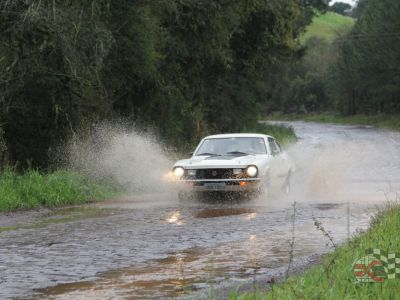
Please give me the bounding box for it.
[330,0,357,6]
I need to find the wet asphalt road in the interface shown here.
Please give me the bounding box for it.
[0,122,399,299]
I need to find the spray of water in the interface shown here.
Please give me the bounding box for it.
[63,122,175,194]
[283,123,400,205]
[59,121,400,206]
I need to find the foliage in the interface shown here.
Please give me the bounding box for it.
[230,203,400,299]
[332,0,400,115]
[0,168,116,211]
[306,113,400,131]
[352,0,369,18]
[266,113,400,131]
[329,2,352,16]
[0,125,6,168]
[266,0,400,121]
[262,11,354,116]
[242,123,297,146]
[0,0,326,170]
[301,11,354,42]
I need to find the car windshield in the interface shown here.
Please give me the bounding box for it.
[195,137,267,156]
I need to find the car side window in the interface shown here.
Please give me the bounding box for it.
[268,138,280,155]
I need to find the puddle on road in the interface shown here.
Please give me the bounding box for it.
[194,208,257,218]
[1,201,376,300]
[37,247,210,299]
[35,217,356,300]
[0,207,116,233]
[311,203,343,211]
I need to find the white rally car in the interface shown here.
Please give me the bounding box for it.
[172,133,294,199]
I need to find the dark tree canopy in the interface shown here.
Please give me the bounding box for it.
[0,0,326,169]
[329,2,352,16]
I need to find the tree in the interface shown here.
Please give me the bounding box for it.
[330,2,352,16]
[333,0,400,114]
[352,0,369,18]
[0,0,327,169]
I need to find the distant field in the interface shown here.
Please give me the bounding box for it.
[302,12,355,42]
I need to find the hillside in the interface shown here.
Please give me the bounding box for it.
[302,11,355,42]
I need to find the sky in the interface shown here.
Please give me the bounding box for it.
[330,0,357,6]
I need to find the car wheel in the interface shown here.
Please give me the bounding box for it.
[263,171,272,196]
[178,190,198,202]
[178,191,189,201]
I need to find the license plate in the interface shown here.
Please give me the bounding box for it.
[204,182,226,190]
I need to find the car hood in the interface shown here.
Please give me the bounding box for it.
[174,155,267,169]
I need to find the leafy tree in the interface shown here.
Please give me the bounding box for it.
[330,2,352,16]
[352,0,369,18]
[0,0,327,169]
[333,0,400,115]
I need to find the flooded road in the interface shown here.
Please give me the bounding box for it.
[1,122,399,299]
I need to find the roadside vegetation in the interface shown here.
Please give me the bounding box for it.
[0,0,307,211]
[304,114,400,131]
[0,0,398,212]
[266,113,400,132]
[0,0,326,171]
[244,123,297,146]
[0,169,116,212]
[231,202,400,299]
[301,11,354,43]
[268,0,399,123]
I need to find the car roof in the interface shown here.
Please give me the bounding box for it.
[204,133,275,139]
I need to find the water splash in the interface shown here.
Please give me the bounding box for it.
[63,122,174,194]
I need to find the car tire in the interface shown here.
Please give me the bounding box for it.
[263,171,272,197]
[178,190,198,202]
[178,191,188,201]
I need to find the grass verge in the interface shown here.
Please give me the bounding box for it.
[243,122,298,146]
[231,203,400,299]
[266,113,400,132]
[0,168,118,212]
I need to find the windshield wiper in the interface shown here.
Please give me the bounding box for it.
[226,151,250,156]
[196,152,220,156]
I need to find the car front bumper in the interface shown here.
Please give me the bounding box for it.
[176,178,262,192]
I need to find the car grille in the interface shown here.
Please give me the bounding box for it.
[185,168,244,180]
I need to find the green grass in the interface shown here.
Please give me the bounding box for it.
[305,114,400,131]
[302,12,355,43]
[0,169,117,212]
[231,203,400,299]
[266,113,400,132]
[243,122,298,146]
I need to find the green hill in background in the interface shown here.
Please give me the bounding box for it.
[302,12,355,43]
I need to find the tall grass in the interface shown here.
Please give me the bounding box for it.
[0,169,117,211]
[230,203,400,299]
[243,122,297,146]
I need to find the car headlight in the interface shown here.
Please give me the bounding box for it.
[246,166,258,177]
[174,167,185,178]
[187,169,197,176]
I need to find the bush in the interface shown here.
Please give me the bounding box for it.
[0,168,117,211]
